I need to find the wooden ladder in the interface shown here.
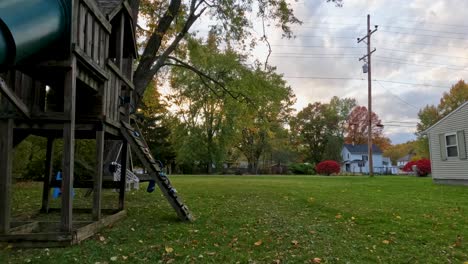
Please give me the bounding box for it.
[120,121,193,221]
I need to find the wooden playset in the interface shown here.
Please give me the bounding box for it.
[0,0,192,247]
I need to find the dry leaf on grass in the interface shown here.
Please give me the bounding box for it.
[165,246,174,253]
[254,240,263,246]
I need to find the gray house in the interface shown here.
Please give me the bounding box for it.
[424,101,468,185]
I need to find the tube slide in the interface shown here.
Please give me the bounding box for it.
[0,0,70,67]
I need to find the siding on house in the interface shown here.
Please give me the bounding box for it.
[426,102,468,180]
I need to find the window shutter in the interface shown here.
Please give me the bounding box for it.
[439,133,447,161]
[457,130,467,160]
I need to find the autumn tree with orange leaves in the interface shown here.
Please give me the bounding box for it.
[344,106,391,151]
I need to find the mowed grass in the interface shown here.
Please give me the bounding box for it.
[1,176,468,263]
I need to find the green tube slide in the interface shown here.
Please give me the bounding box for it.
[0,0,70,67]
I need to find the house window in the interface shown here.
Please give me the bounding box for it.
[362,155,368,161]
[348,153,350,159]
[446,133,458,157]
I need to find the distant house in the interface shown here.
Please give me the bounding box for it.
[423,101,468,185]
[341,144,393,174]
[397,153,415,168]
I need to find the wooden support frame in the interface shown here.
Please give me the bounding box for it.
[0,119,13,234]
[41,137,54,213]
[61,57,77,232]
[0,77,31,119]
[118,141,128,210]
[93,127,105,220]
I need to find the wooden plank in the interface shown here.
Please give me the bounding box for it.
[74,46,109,81]
[78,4,87,50]
[0,232,72,242]
[86,12,93,56]
[0,77,30,118]
[10,222,39,234]
[107,60,135,90]
[93,129,104,220]
[74,210,126,243]
[116,14,125,70]
[0,119,13,234]
[61,57,77,232]
[41,138,54,213]
[118,142,128,210]
[80,0,112,33]
[93,21,100,63]
[99,28,106,67]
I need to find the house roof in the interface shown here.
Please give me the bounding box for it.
[423,101,468,134]
[397,153,414,162]
[344,144,382,154]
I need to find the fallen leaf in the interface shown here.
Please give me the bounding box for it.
[206,252,216,256]
[99,236,106,242]
[382,240,390,244]
[165,246,174,253]
[312,257,321,263]
[335,214,342,219]
[273,259,281,264]
[254,240,263,246]
[291,240,299,246]
[166,259,175,264]
[395,215,401,219]
[110,256,118,262]
[122,256,128,260]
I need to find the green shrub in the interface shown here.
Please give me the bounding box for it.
[289,163,315,175]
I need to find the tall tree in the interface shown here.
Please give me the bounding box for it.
[344,106,390,151]
[292,102,339,164]
[128,0,343,106]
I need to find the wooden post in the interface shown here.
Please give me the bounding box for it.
[93,127,104,220]
[61,57,77,232]
[116,14,125,70]
[0,119,13,234]
[41,137,54,213]
[118,141,128,211]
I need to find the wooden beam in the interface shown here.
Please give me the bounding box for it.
[92,128,105,220]
[0,119,13,234]
[80,0,112,33]
[116,13,125,70]
[0,77,30,119]
[41,138,54,213]
[74,210,126,243]
[61,57,77,232]
[118,142,128,210]
[10,222,39,234]
[74,46,109,81]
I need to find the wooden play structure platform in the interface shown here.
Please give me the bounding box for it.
[0,0,192,247]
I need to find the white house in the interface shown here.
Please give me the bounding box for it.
[423,101,468,185]
[341,144,393,174]
[397,153,415,168]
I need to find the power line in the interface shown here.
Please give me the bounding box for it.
[374,59,468,72]
[380,30,468,41]
[282,76,451,88]
[374,80,419,110]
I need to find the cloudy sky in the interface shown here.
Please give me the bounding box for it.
[189,0,468,144]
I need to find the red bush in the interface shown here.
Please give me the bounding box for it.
[402,159,431,176]
[316,160,340,175]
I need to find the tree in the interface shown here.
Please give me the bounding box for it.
[129,0,342,106]
[415,80,468,158]
[136,82,176,170]
[329,96,357,136]
[292,102,339,164]
[344,106,390,151]
[438,80,468,116]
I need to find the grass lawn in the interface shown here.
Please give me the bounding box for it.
[1,175,468,263]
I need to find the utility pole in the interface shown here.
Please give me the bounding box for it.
[357,14,377,177]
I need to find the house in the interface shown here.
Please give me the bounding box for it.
[341,144,393,174]
[423,101,468,185]
[397,153,415,168]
